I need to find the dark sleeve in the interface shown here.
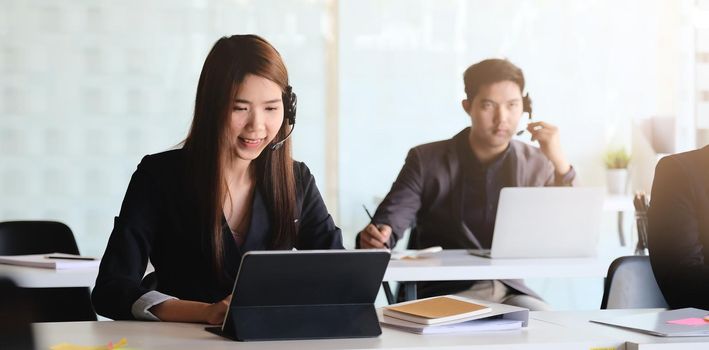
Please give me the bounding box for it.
[295,162,344,250]
[91,157,159,320]
[367,148,425,248]
[647,155,707,308]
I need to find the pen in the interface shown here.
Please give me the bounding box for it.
[362,204,389,249]
[45,255,96,261]
[516,124,543,136]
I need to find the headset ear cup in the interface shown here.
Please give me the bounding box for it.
[283,86,297,125]
[288,91,297,125]
[522,93,532,119]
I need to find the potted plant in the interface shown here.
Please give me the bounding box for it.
[604,148,631,194]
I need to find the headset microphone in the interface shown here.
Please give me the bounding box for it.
[270,85,297,151]
[270,123,296,151]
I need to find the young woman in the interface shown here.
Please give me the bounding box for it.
[92,35,343,324]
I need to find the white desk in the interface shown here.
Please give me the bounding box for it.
[31,310,709,350]
[0,264,97,288]
[384,249,609,282]
[1,250,607,288]
[32,316,624,350]
[0,261,159,288]
[382,249,610,303]
[532,309,709,349]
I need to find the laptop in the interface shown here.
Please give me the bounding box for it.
[591,308,709,337]
[468,187,604,259]
[206,249,390,341]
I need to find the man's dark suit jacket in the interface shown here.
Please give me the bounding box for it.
[648,146,709,309]
[92,149,343,320]
[370,128,574,298]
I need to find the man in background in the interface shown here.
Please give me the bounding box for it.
[357,58,576,310]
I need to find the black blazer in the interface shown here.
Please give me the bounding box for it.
[92,149,343,320]
[648,146,709,309]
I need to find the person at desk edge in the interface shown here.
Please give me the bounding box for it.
[357,59,575,311]
[647,146,709,309]
[92,35,343,323]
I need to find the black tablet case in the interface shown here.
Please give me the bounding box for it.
[206,250,390,341]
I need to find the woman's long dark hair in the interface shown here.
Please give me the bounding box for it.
[183,35,297,277]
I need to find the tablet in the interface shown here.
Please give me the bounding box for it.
[206,249,390,341]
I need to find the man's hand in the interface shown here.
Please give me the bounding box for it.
[527,121,571,176]
[358,224,393,249]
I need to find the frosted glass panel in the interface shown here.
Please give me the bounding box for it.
[0,0,330,256]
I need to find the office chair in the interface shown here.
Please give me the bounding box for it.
[600,255,668,309]
[0,221,97,321]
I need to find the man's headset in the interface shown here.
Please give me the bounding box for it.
[515,93,533,136]
[270,85,297,151]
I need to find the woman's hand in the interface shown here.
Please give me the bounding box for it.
[203,294,233,325]
[149,294,233,324]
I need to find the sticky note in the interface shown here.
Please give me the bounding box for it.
[667,318,708,326]
[50,338,128,350]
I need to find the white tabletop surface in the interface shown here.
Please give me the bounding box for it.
[383,249,610,282]
[32,315,624,350]
[30,308,709,349]
[0,263,98,288]
[1,250,609,288]
[532,308,709,349]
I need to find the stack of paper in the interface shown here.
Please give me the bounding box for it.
[380,295,527,335]
[0,253,100,269]
[382,314,522,334]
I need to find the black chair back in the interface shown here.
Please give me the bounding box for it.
[600,255,668,309]
[0,221,97,321]
[0,221,79,256]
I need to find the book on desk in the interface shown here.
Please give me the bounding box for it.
[379,295,528,335]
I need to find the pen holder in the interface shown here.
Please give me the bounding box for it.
[633,211,648,256]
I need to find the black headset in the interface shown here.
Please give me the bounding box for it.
[515,93,533,136]
[283,85,297,126]
[522,92,532,119]
[270,85,297,151]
